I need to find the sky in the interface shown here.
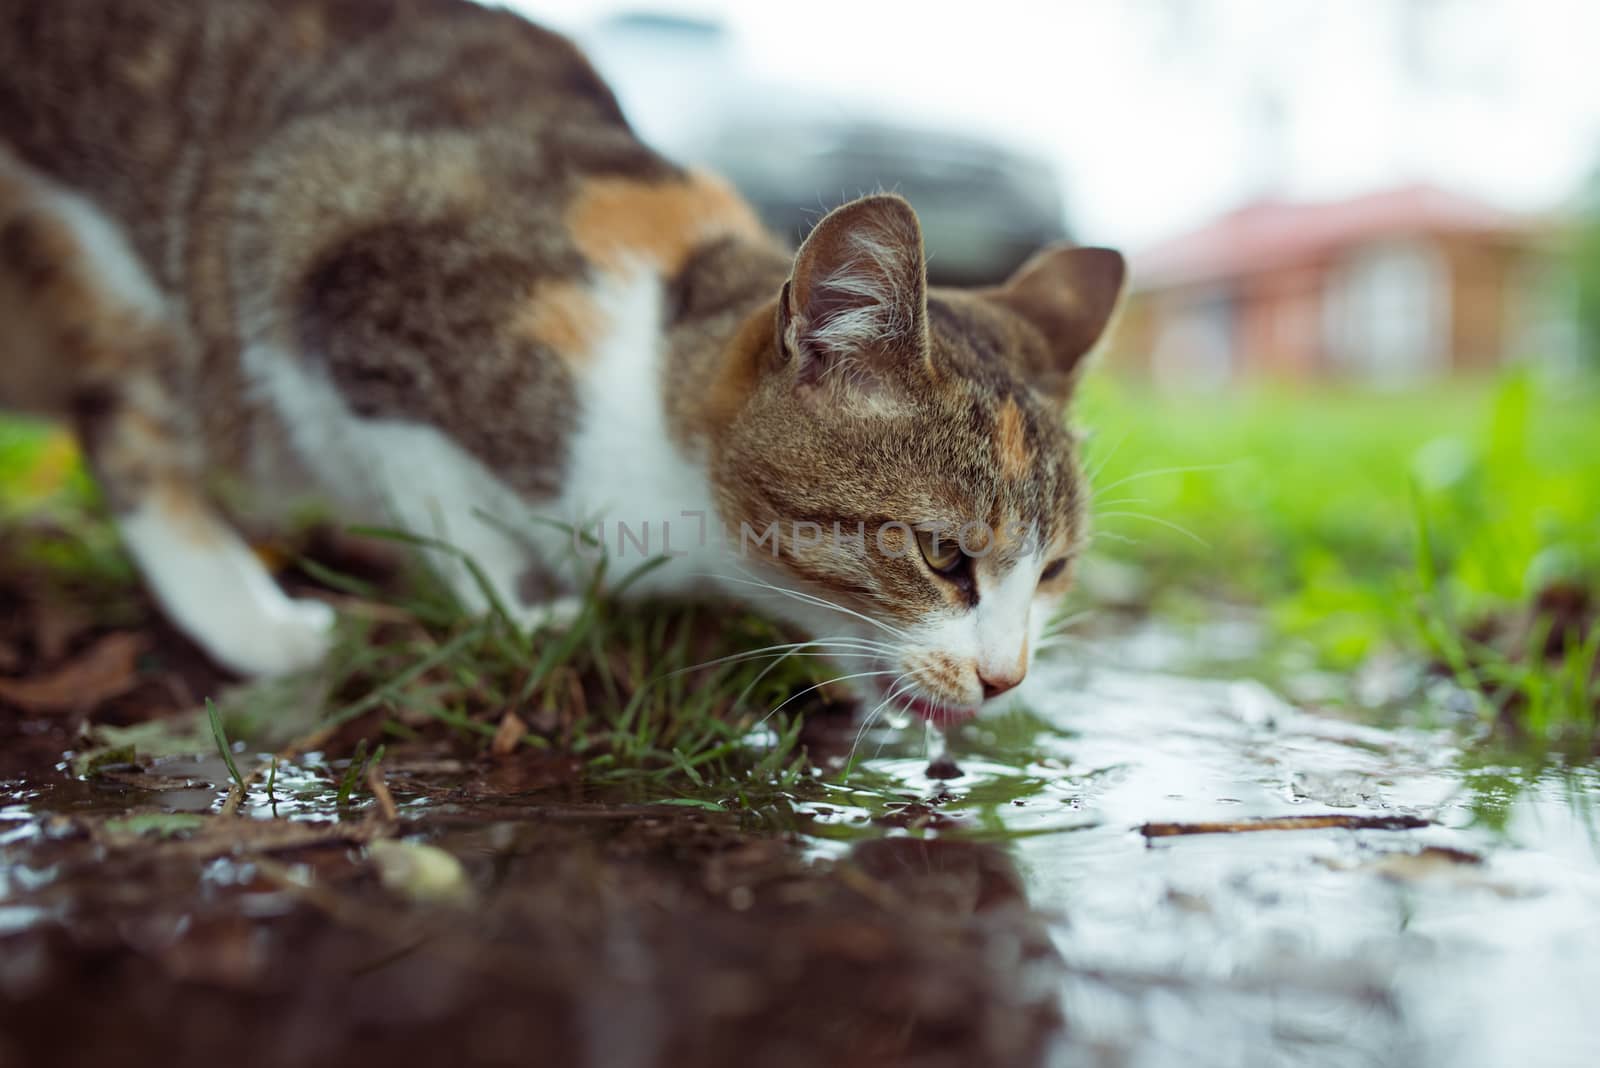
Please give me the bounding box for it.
[502,0,1600,251]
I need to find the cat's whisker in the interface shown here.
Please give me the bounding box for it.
[728,635,893,716]
[844,677,915,777]
[665,637,891,679]
[1084,530,1139,547]
[1038,609,1095,641]
[719,567,909,641]
[1083,432,1129,489]
[1092,461,1234,496]
[1093,509,1210,547]
[757,668,900,730]
[712,569,912,642]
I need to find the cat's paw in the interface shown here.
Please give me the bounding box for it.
[209,597,337,678]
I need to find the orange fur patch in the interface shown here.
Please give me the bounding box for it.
[698,299,775,434]
[566,171,768,276]
[511,280,604,368]
[996,397,1031,478]
[150,478,226,549]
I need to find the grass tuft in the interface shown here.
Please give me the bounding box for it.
[207,697,247,792]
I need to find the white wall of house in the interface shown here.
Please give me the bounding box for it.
[1150,285,1238,389]
[1323,239,1451,384]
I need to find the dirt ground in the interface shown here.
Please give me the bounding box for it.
[0,539,1063,1068]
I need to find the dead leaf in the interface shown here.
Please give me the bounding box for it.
[0,631,147,713]
[491,709,528,756]
[368,839,473,906]
[34,598,96,664]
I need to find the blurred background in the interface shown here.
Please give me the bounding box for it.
[4,0,1598,730]
[520,0,1600,370]
[501,0,1600,725]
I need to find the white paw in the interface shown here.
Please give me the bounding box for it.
[207,597,337,678]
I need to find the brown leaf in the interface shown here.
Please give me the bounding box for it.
[491,709,528,756]
[0,631,148,713]
[34,598,96,665]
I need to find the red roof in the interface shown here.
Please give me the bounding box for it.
[1134,184,1521,290]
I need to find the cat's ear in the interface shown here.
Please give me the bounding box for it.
[987,245,1126,402]
[775,194,929,389]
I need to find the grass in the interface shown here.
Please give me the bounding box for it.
[4,368,1598,769]
[1076,368,1600,741]
[1,420,832,787]
[235,555,829,787]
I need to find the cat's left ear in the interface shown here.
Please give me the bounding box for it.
[775,194,930,390]
[986,245,1126,402]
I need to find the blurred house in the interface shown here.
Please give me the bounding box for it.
[1113,185,1562,386]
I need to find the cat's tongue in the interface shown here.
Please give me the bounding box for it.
[904,697,979,727]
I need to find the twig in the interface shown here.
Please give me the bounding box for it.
[219,782,245,817]
[1140,814,1430,839]
[366,758,399,822]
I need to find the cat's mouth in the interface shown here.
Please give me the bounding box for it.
[900,695,980,727]
[861,673,979,727]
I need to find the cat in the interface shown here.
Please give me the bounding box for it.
[0,0,1124,726]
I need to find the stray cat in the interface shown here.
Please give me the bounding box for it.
[0,0,1124,725]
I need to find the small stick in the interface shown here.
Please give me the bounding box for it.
[219,782,245,817]
[1140,814,1429,839]
[366,758,399,822]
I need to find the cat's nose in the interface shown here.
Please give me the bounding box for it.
[979,668,1024,700]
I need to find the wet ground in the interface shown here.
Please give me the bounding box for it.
[3,612,1600,1065]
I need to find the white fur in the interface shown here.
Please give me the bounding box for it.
[903,550,1044,709]
[0,150,166,321]
[245,342,559,623]
[810,229,917,358]
[118,486,336,678]
[246,267,733,624]
[548,268,731,597]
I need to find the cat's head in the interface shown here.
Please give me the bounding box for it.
[711,194,1125,724]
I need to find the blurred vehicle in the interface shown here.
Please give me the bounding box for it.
[707,116,1068,286]
[579,12,1071,285]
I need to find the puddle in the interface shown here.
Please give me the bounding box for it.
[2,644,1599,1066]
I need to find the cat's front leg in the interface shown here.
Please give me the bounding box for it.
[116,487,337,676]
[84,379,336,676]
[0,155,334,676]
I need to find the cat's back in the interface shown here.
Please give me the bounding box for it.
[0,0,637,273]
[0,0,771,507]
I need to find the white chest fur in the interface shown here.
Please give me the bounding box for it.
[547,268,731,598]
[248,267,731,618]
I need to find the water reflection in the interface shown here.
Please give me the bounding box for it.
[3,648,1600,1066]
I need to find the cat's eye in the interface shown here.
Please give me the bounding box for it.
[916,529,963,574]
[1040,558,1067,582]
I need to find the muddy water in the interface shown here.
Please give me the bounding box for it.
[2,646,1599,1067]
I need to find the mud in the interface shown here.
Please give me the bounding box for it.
[0,784,1058,1068]
[3,545,1600,1067]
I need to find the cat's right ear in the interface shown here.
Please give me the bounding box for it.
[985,245,1126,403]
[774,194,930,391]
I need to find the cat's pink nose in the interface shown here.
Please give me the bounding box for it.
[979,669,1024,700]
